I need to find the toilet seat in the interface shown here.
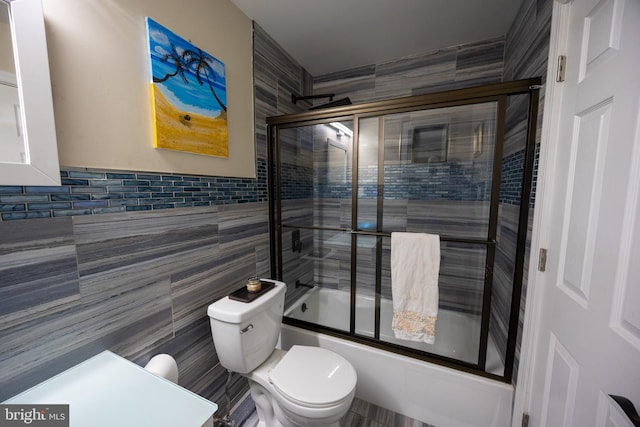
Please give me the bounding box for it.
[269,346,357,408]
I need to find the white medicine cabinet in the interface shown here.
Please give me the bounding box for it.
[0,0,60,186]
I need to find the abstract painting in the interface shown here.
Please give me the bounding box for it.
[146,17,228,157]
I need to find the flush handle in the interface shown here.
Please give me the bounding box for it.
[240,324,254,334]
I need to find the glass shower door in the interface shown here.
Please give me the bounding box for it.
[270,79,541,381]
[352,102,500,366]
[277,121,354,333]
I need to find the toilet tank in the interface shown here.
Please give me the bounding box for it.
[207,279,286,374]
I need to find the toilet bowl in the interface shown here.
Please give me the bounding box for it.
[248,347,356,427]
[207,279,357,427]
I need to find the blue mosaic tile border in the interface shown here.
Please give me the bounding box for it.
[499,145,539,208]
[530,143,540,208]
[283,146,538,206]
[312,160,493,201]
[0,160,267,221]
[280,163,313,199]
[500,149,525,205]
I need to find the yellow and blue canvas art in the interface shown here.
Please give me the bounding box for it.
[146,17,228,157]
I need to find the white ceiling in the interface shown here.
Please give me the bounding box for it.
[229,0,524,76]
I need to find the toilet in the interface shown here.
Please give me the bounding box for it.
[207,279,357,427]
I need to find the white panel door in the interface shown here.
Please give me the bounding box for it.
[519,0,640,426]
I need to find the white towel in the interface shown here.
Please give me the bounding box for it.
[391,232,440,344]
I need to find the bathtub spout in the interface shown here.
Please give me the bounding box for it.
[295,280,314,289]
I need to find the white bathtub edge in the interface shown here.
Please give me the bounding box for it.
[279,323,513,427]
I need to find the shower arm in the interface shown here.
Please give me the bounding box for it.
[291,93,335,104]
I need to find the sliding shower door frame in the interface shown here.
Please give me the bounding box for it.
[268,78,542,383]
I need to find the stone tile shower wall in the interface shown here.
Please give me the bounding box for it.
[305,37,506,315]
[277,126,316,302]
[268,0,550,385]
[492,0,552,383]
[306,2,552,382]
[252,22,319,305]
[308,122,496,316]
[314,37,505,103]
[490,93,539,371]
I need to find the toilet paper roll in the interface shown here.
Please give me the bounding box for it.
[144,354,179,384]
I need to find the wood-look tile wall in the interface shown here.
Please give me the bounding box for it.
[0,20,311,408]
[283,34,507,319]
[0,203,269,414]
[0,21,310,411]
[495,0,552,383]
[313,37,505,103]
[303,0,552,383]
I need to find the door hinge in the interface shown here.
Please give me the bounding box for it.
[556,55,567,82]
[538,248,547,272]
[522,413,530,427]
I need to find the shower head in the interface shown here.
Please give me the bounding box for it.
[291,92,335,104]
[308,97,352,110]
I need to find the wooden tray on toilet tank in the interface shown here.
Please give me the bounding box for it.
[229,280,275,303]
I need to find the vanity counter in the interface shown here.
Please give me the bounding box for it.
[3,351,217,427]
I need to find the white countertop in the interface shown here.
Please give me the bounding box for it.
[4,351,217,427]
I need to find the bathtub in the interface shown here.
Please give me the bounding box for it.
[279,287,513,427]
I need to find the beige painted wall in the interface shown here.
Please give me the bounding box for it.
[42,0,255,178]
[0,20,15,74]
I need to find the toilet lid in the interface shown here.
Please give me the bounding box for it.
[269,346,357,407]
